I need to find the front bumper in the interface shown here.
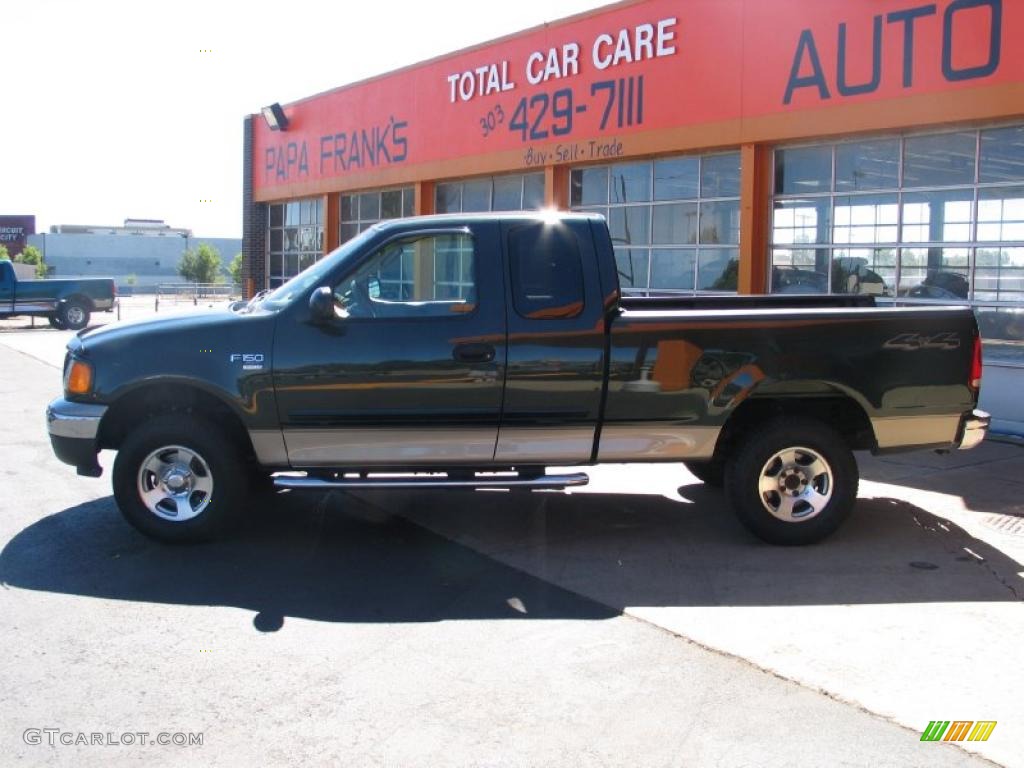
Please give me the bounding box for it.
[46,398,107,476]
[957,408,990,451]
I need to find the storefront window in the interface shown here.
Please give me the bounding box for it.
[435,172,544,213]
[267,197,324,288]
[771,125,1024,307]
[571,151,741,293]
[340,186,414,244]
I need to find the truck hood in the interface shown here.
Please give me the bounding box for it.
[73,308,274,355]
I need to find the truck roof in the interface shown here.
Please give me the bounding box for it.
[368,210,606,234]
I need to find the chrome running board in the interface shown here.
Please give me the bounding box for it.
[274,472,589,491]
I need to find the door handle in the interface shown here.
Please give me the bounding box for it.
[453,343,496,363]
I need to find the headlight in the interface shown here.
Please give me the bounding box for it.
[64,358,94,395]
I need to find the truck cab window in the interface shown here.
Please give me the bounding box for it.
[333,232,477,319]
[508,223,584,319]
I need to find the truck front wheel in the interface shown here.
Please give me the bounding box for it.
[725,418,858,545]
[112,414,246,543]
[48,315,67,329]
[59,300,90,330]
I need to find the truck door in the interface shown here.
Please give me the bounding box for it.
[0,262,13,312]
[272,223,507,467]
[495,219,607,464]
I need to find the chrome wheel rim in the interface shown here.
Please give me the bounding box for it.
[757,446,833,523]
[65,305,85,325]
[137,445,213,522]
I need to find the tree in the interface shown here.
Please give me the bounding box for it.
[228,252,243,286]
[0,244,8,261]
[17,244,47,278]
[178,243,223,284]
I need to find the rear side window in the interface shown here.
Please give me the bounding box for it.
[508,223,584,319]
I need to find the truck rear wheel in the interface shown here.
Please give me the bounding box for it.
[59,300,90,330]
[112,414,246,543]
[725,418,858,545]
[48,315,67,330]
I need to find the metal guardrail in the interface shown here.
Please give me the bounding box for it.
[154,283,240,311]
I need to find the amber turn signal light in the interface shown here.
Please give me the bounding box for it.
[66,360,94,395]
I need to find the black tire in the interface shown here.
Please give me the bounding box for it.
[684,460,724,487]
[59,300,90,331]
[47,314,67,330]
[724,417,858,545]
[112,414,247,543]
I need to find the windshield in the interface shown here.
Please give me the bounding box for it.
[260,226,379,310]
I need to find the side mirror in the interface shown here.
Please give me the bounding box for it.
[309,286,335,323]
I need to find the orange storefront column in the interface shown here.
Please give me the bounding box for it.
[545,165,570,210]
[738,144,772,295]
[324,194,339,252]
[415,181,436,215]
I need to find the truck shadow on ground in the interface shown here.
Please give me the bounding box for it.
[0,484,1019,633]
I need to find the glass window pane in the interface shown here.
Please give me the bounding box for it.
[771,248,830,293]
[523,173,545,209]
[975,247,1024,301]
[283,228,299,252]
[571,167,609,206]
[285,253,299,277]
[341,195,355,222]
[977,186,1024,241]
[650,249,696,291]
[701,152,741,198]
[508,223,585,319]
[270,204,284,227]
[835,139,900,191]
[300,200,312,225]
[340,222,359,243]
[980,126,1024,183]
[901,189,974,243]
[654,157,699,200]
[832,248,895,297]
[697,248,739,291]
[269,229,283,252]
[492,175,522,210]
[461,179,491,212]
[402,188,414,217]
[436,183,461,213]
[898,247,970,299]
[652,202,698,244]
[772,199,832,245]
[609,206,650,247]
[611,162,651,204]
[381,190,403,219]
[700,200,740,244]
[338,233,476,318]
[833,194,898,244]
[358,192,380,221]
[614,249,649,291]
[775,146,832,195]
[314,199,324,225]
[269,253,282,275]
[903,132,976,187]
[285,201,300,225]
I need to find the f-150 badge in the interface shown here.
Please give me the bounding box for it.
[229,353,265,370]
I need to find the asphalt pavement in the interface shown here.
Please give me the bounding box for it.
[0,325,1017,767]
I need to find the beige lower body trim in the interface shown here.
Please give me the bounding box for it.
[871,414,961,449]
[282,427,498,466]
[249,429,289,466]
[494,426,595,463]
[598,423,720,462]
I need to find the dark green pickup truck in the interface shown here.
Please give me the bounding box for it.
[0,260,116,330]
[46,212,988,546]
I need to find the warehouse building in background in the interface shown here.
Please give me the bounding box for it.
[242,0,1024,430]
